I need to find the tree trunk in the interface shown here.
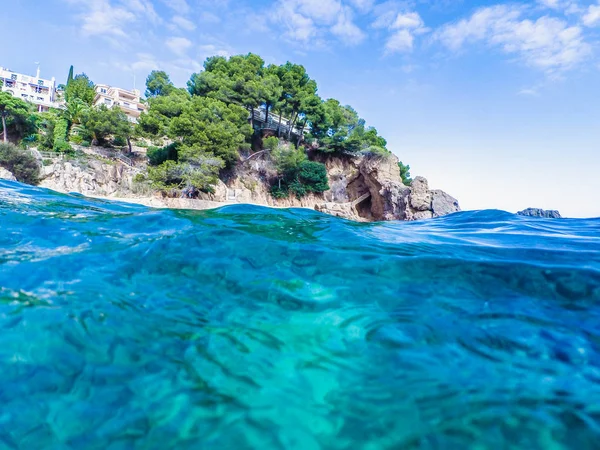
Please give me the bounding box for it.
[265,104,270,127]
[297,123,306,147]
[287,112,298,140]
[277,113,282,137]
[127,136,132,154]
[1,114,7,143]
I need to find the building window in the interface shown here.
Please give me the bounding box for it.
[22,94,28,98]
[38,80,44,86]
[104,98,112,105]
[11,74,17,81]
[100,88,107,94]
[37,97,44,101]
[123,102,130,107]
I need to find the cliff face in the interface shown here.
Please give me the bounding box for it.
[37,152,460,222]
[40,159,137,197]
[201,152,460,221]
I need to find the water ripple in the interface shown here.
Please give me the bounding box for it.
[1,180,600,449]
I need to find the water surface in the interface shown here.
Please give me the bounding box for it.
[1,180,600,449]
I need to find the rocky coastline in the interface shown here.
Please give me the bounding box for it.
[28,150,460,222]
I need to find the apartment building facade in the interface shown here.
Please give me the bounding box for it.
[0,66,58,112]
[93,84,147,123]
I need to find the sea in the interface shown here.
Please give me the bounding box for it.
[1,179,599,449]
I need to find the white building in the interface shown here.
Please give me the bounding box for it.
[0,66,57,112]
[93,84,147,123]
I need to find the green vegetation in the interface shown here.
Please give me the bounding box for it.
[398,161,413,186]
[0,54,411,196]
[0,92,32,143]
[65,73,95,105]
[0,142,40,184]
[147,143,178,166]
[145,70,175,98]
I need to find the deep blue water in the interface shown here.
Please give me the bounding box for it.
[1,180,600,449]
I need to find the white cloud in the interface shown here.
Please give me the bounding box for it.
[172,15,196,31]
[583,3,600,27]
[64,0,160,44]
[373,9,427,54]
[518,88,540,96]
[435,5,591,73]
[162,0,191,15]
[332,6,366,44]
[385,29,415,52]
[131,53,160,72]
[272,0,365,45]
[166,36,193,55]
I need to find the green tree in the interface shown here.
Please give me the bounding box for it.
[0,92,31,143]
[67,65,74,86]
[137,88,190,136]
[262,65,283,126]
[0,142,41,184]
[65,73,95,105]
[398,161,412,186]
[145,70,175,98]
[274,62,318,139]
[169,96,252,167]
[79,105,131,146]
[36,111,57,151]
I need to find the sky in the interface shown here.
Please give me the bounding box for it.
[2,0,600,217]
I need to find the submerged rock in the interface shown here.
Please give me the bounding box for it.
[518,208,562,219]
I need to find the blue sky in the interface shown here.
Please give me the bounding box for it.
[3,0,600,217]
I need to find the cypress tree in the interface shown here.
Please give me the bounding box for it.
[67,66,74,86]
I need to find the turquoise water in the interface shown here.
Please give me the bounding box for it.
[1,180,600,449]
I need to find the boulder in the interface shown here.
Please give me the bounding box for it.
[517,208,562,219]
[0,167,17,182]
[431,190,461,218]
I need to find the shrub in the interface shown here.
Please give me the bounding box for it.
[113,136,126,147]
[53,118,69,151]
[69,133,84,145]
[270,185,288,198]
[263,136,279,151]
[0,142,41,185]
[270,160,329,199]
[297,161,329,193]
[147,143,178,166]
[133,173,147,183]
[54,140,73,154]
[398,161,412,186]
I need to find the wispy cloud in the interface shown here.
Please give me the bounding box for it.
[434,4,591,74]
[161,0,191,15]
[171,15,196,31]
[166,36,193,56]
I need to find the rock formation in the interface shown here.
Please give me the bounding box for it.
[0,167,16,182]
[517,208,562,219]
[40,159,137,197]
[35,151,460,222]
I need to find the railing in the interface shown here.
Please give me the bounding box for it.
[30,149,63,160]
[115,153,134,167]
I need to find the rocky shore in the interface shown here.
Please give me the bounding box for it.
[4,150,461,222]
